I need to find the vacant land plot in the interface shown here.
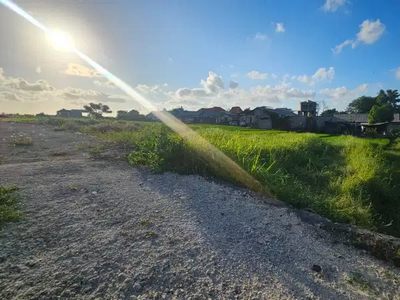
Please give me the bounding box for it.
[4,116,400,237]
[1,122,400,299]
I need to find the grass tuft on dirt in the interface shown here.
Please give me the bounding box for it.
[0,187,21,227]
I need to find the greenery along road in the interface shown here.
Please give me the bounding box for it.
[4,116,400,238]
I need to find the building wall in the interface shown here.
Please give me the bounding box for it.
[57,111,70,118]
[258,118,272,129]
[69,111,83,118]
[387,123,400,134]
[289,116,307,131]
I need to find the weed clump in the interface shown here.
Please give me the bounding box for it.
[8,133,33,146]
[0,187,21,226]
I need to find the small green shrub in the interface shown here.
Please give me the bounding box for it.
[0,187,21,226]
[61,120,82,131]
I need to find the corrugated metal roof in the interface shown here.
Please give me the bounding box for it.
[333,114,368,123]
[334,113,400,123]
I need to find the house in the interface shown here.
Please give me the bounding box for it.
[229,106,243,115]
[146,111,159,121]
[56,109,84,118]
[268,108,297,117]
[358,113,400,135]
[333,113,368,124]
[228,107,243,126]
[170,107,200,123]
[240,107,272,129]
[197,107,226,114]
[197,111,227,124]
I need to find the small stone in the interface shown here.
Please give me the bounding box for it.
[311,265,322,272]
[133,282,142,292]
[92,191,98,195]
[25,260,36,268]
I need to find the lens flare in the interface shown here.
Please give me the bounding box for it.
[0,0,265,194]
[49,31,74,50]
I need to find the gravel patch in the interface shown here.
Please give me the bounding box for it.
[0,122,399,299]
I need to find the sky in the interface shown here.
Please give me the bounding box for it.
[1,0,400,115]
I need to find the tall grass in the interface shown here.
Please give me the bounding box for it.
[124,125,400,236]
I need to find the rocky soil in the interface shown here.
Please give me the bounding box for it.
[0,122,399,300]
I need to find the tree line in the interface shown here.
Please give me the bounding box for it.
[321,89,400,124]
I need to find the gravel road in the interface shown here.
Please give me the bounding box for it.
[0,122,399,300]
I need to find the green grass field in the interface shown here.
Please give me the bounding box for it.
[4,115,400,237]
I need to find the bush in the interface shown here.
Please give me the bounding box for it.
[0,187,21,226]
[61,120,82,131]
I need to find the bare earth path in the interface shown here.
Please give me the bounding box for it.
[0,122,399,300]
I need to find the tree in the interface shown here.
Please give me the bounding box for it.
[84,103,112,119]
[316,100,328,116]
[376,89,400,112]
[347,96,377,113]
[117,109,144,120]
[321,108,338,117]
[368,104,394,124]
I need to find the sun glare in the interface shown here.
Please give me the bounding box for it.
[49,31,74,50]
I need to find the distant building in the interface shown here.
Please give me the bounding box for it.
[240,107,272,129]
[56,109,84,118]
[229,106,243,115]
[333,113,368,124]
[334,113,400,135]
[298,100,317,117]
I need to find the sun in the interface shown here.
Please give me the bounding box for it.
[48,31,74,50]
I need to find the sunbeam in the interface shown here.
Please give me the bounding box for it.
[0,0,264,194]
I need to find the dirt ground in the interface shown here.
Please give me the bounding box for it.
[0,122,399,300]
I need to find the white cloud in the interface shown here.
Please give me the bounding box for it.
[320,84,368,105]
[229,80,239,89]
[59,87,127,103]
[396,67,400,80]
[276,23,285,33]
[323,0,346,12]
[0,92,21,102]
[357,19,386,44]
[271,74,278,80]
[35,66,41,74]
[0,67,126,105]
[333,19,385,54]
[160,71,315,111]
[332,39,355,54]
[246,71,268,80]
[254,33,268,41]
[200,71,224,93]
[61,63,101,77]
[231,72,240,78]
[297,67,335,85]
[136,84,162,94]
[93,80,116,89]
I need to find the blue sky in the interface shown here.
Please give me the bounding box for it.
[1,0,400,114]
